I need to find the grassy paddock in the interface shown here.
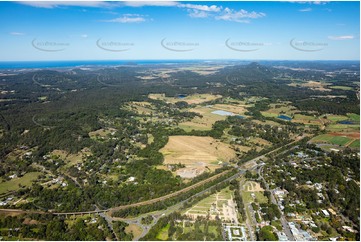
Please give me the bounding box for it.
[330,86,353,91]
[0,172,42,194]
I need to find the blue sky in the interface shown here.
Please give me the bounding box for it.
[0,1,359,61]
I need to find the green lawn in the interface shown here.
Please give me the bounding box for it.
[349,139,360,149]
[156,224,170,240]
[0,172,42,194]
[260,111,278,118]
[183,187,234,214]
[219,187,233,199]
[326,115,348,122]
[293,114,316,121]
[326,124,360,132]
[242,191,268,204]
[311,134,352,146]
[347,113,360,122]
[330,86,353,90]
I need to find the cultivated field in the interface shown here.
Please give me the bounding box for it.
[160,136,236,178]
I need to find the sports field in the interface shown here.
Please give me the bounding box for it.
[311,133,359,147]
[349,140,360,149]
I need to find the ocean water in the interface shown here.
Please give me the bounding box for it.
[0,59,216,69]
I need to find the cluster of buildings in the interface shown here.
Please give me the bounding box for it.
[0,197,13,206]
[223,223,247,241]
[273,188,288,211]
[289,222,315,241]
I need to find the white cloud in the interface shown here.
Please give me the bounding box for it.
[18,1,116,9]
[19,1,265,24]
[81,34,88,38]
[291,1,328,5]
[103,14,147,23]
[123,1,178,7]
[299,8,312,12]
[328,35,355,40]
[188,9,209,18]
[10,32,25,36]
[177,3,222,12]
[215,8,266,23]
[312,1,328,5]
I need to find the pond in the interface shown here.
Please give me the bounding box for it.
[278,115,292,121]
[177,94,187,99]
[338,120,355,125]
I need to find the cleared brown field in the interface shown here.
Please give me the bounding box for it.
[329,132,360,139]
[160,136,236,177]
[249,137,272,147]
[125,224,143,239]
